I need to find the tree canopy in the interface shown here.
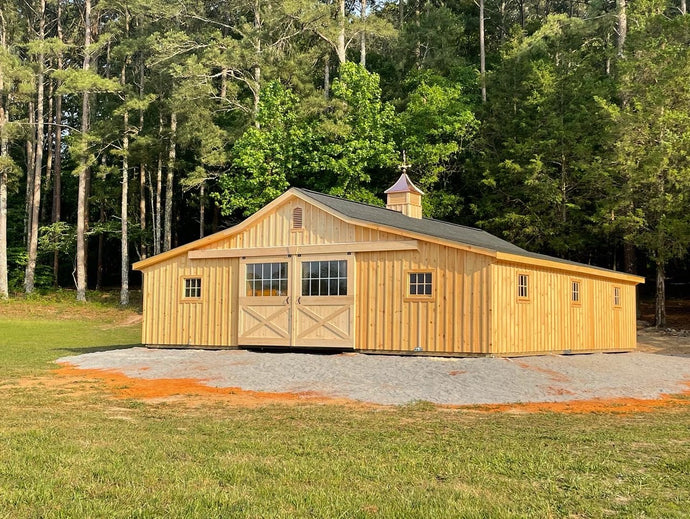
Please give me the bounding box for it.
[0,0,688,324]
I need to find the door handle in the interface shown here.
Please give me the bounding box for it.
[298,297,301,305]
[285,296,290,305]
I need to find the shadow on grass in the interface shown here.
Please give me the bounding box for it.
[55,344,142,355]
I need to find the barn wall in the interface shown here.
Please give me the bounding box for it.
[355,238,493,354]
[490,262,638,354]
[142,255,239,347]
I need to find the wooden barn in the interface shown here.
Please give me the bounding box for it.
[133,174,644,356]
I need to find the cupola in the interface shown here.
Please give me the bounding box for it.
[384,173,424,219]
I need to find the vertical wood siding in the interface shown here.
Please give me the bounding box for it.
[140,196,637,355]
[490,262,637,354]
[355,240,492,354]
[142,255,238,346]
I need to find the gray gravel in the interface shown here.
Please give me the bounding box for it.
[56,348,690,406]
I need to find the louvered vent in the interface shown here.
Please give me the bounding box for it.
[292,207,303,229]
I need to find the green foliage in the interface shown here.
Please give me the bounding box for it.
[52,69,122,95]
[601,14,690,267]
[397,72,479,219]
[478,15,615,256]
[311,62,398,200]
[216,81,303,216]
[38,222,76,256]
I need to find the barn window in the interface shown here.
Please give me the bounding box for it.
[571,280,581,304]
[246,262,288,297]
[408,272,433,298]
[613,286,621,307]
[292,207,303,230]
[517,274,529,300]
[183,277,202,299]
[302,260,347,296]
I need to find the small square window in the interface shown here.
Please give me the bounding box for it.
[408,272,433,299]
[517,274,529,300]
[571,280,581,304]
[184,278,201,299]
[613,286,621,307]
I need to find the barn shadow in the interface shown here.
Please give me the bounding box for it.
[54,344,141,355]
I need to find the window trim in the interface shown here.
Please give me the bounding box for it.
[517,272,530,302]
[181,276,203,302]
[613,286,622,308]
[570,278,582,306]
[405,270,435,301]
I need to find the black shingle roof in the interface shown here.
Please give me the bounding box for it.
[297,188,626,277]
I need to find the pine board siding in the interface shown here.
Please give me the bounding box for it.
[355,244,491,354]
[490,262,637,355]
[142,255,238,347]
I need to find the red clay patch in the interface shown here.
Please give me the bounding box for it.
[53,364,690,414]
[448,370,466,376]
[54,364,362,408]
[512,361,570,382]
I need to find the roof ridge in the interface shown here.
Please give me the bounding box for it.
[297,187,517,244]
[296,188,408,215]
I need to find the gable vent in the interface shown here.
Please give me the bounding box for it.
[292,207,303,229]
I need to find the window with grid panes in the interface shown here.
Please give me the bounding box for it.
[518,274,529,299]
[245,262,288,296]
[408,272,433,297]
[301,260,347,296]
[184,278,201,299]
[571,280,581,304]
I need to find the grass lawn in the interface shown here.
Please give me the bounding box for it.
[1,292,689,518]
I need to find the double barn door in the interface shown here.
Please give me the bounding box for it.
[237,255,355,348]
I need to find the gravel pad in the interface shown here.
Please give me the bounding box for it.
[57,348,690,406]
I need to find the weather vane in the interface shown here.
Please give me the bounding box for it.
[398,150,411,174]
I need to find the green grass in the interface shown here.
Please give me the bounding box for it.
[1,295,689,517]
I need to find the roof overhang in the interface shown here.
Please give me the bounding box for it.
[495,252,646,284]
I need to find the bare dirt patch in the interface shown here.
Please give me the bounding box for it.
[52,364,367,408]
[637,329,690,356]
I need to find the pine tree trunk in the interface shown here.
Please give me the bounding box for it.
[654,262,666,328]
[336,0,346,64]
[42,80,53,223]
[25,102,35,246]
[76,0,92,302]
[324,55,330,100]
[121,110,129,304]
[479,0,487,103]
[120,54,129,305]
[199,183,205,239]
[681,0,687,15]
[617,0,626,57]
[163,111,176,252]
[95,203,104,291]
[52,0,63,287]
[154,112,163,255]
[0,70,8,298]
[360,0,366,67]
[0,155,6,298]
[253,0,262,122]
[398,0,404,28]
[25,0,46,294]
[138,58,146,260]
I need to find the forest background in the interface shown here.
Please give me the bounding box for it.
[0,0,689,325]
